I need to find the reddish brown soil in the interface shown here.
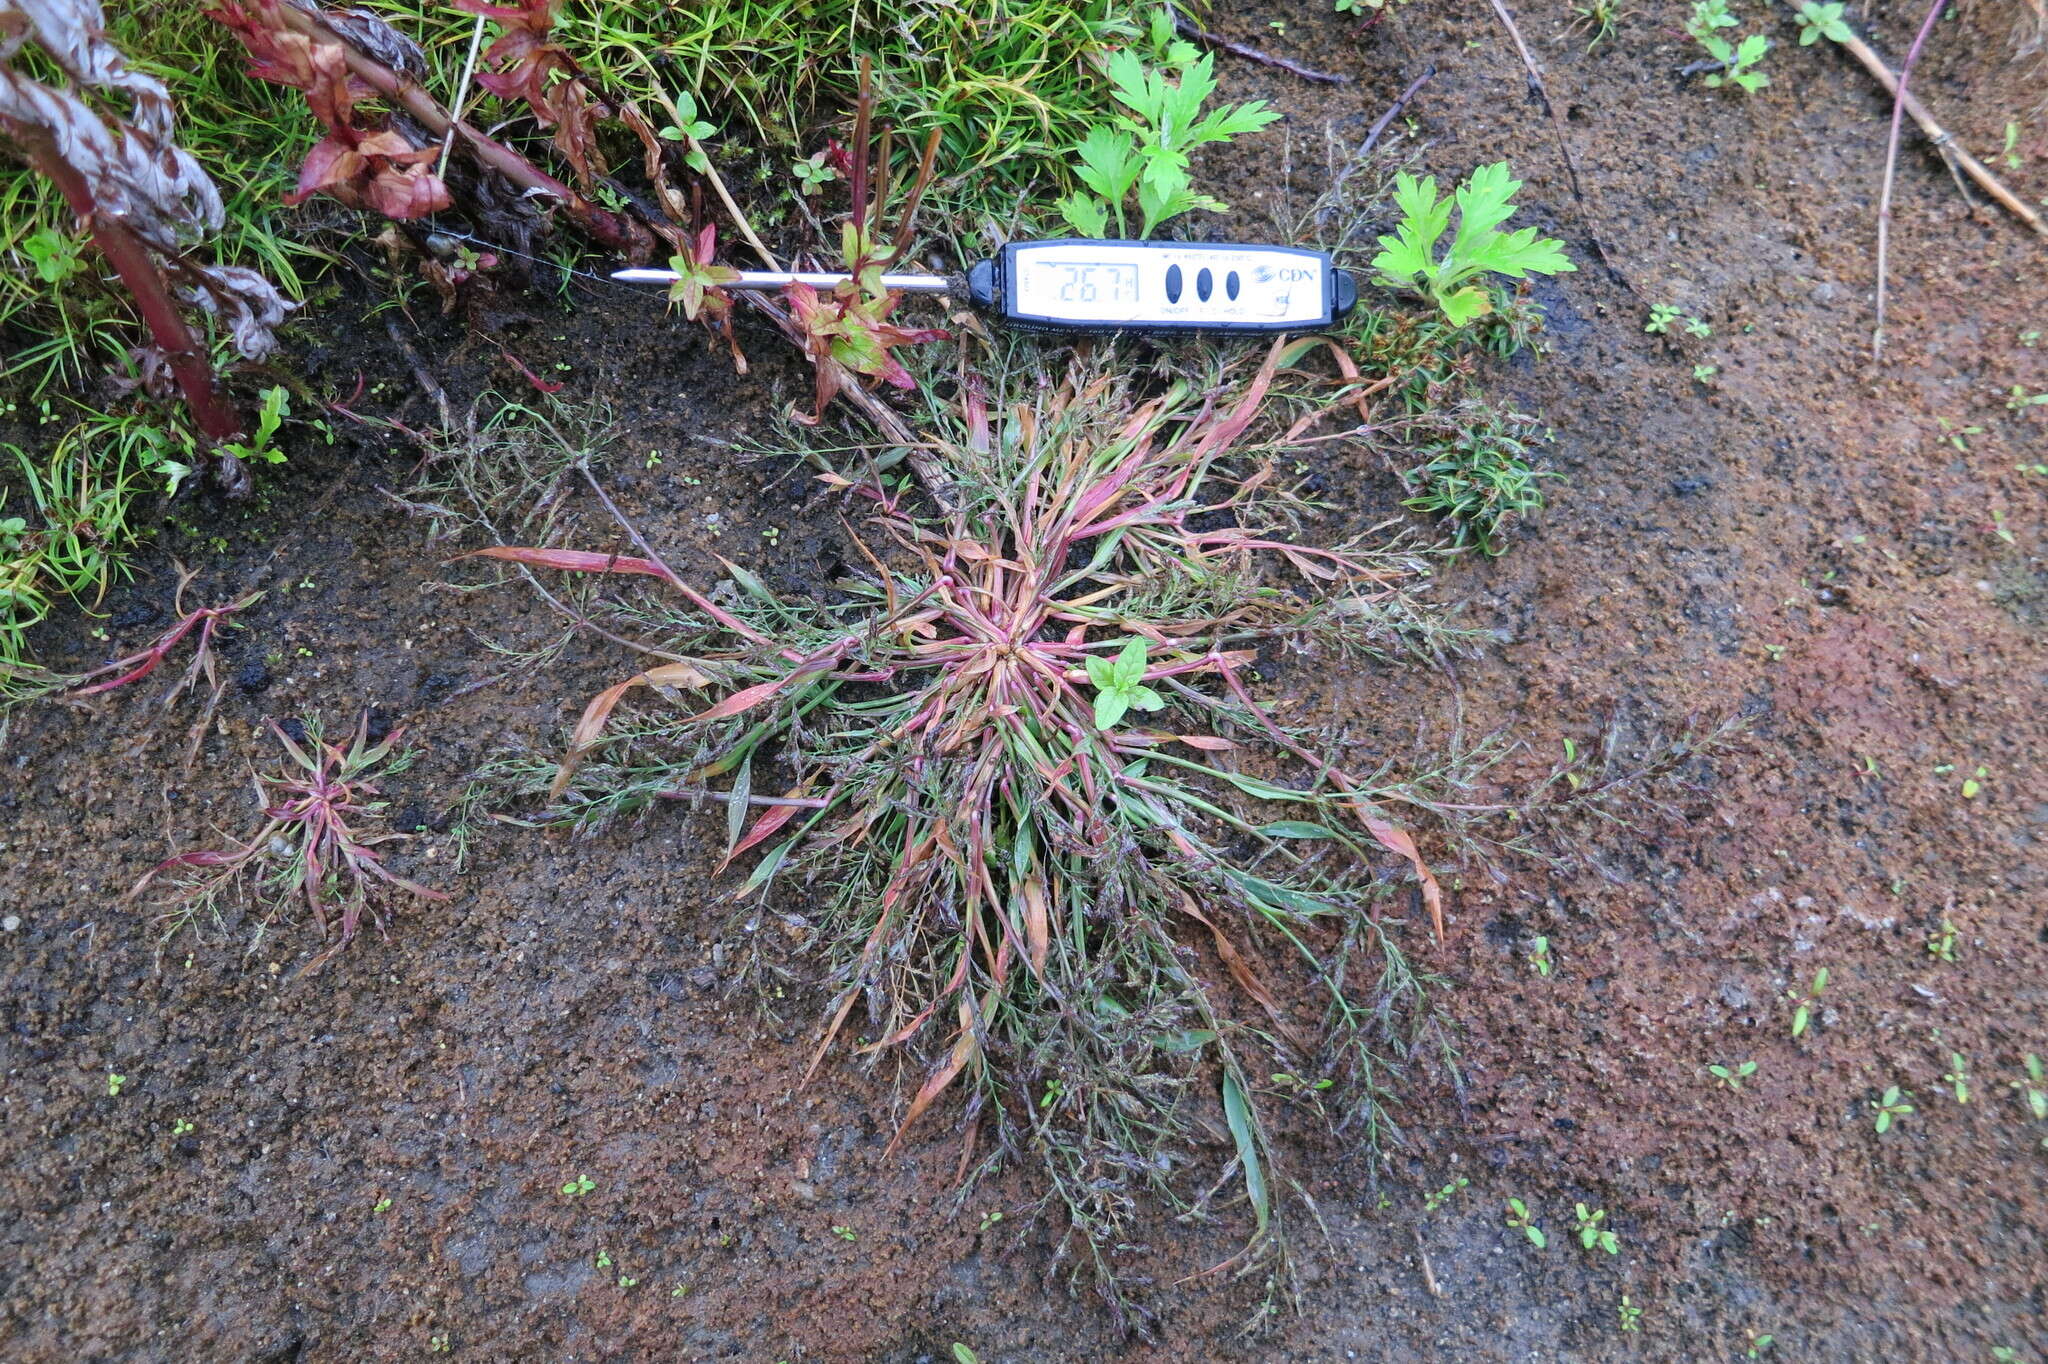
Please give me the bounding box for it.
[3,2,2045,1360]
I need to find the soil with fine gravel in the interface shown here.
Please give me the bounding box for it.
[2,2,2045,1360]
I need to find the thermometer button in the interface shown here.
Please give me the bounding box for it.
[1226,270,1241,301]
[1165,264,1183,303]
[1196,267,1214,302]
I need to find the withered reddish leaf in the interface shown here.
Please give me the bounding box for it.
[466,546,672,580]
[717,796,806,873]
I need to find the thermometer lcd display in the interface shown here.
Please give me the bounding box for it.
[1000,239,1343,332]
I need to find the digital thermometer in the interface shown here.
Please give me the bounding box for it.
[612,239,1355,334]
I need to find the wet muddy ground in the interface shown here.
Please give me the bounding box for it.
[3,1,2045,1360]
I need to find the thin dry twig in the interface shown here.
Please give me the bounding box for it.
[1483,0,1634,291]
[1173,15,1350,85]
[1873,0,1946,362]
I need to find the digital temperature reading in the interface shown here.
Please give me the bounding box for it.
[1035,262,1141,308]
[981,239,1354,333]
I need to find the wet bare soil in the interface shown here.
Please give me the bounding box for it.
[3,2,2046,1360]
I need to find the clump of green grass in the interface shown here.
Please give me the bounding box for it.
[1395,403,1554,555]
[356,0,1153,230]
[432,347,1470,1322]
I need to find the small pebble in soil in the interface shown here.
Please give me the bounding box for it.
[1815,585,1850,607]
[2,915,19,932]
[236,659,271,693]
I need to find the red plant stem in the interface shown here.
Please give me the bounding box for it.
[3,119,250,482]
[1873,0,1945,361]
[263,3,656,261]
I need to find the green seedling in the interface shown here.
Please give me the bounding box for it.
[1504,1197,1546,1248]
[952,1347,982,1364]
[1529,935,1553,977]
[1574,1202,1619,1254]
[1872,1085,1913,1133]
[1935,417,1983,451]
[1423,1176,1469,1211]
[1942,1052,1969,1103]
[656,89,719,173]
[107,1072,127,1097]
[1399,403,1554,555]
[428,1334,449,1354]
[1370,162,1575,325]
[1744,1330,1775,1359]
[1085,636,1166,730]
[1786,967,1827,1038]
[2016,1054,2048,1120]
[1568,0,1628,51]
[594,1249,612,1269]
[1926,916,1959,963]
[171,1118,194,1136]
[372,1196,392,1213]
[220,385,291,467]
[1684,316,1712,338]
[1617,1294,1644,1332]
[1693,363,1719,386]
[1057,18,1279,238]
[1794,1,1851,43]
[977,1209,1004,1232]
[561,1173,596,1198]
[792,151,837,195]
[2008,385,2048,411]
[1962,766,1987,798]
[1707,1060,1758,1091]
[1686,0,1770,92]
[1645,303,1681,333]
[831,1225,858,1242]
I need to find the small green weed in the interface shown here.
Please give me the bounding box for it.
[1617,1294,1644,1332]
[1423,1176,1469,1212]
[562,1173,596,1198]
[1744,1328,1775,1358]
[1056,14,1279,238]
[1872,1085,1913,1133]
[2016,1054,2048,1122]
[1942,1053,1970,1103]
[1569,0,1630,51]
[1084,636,1166,730]
[1685,0,1770,92]
[1397,404,1554,555]
[1786,966,1828,1038]
[1573,1202,1619,1254]
[1528,935,1553,977]
[1794,2,1851,44]
[1926,915,1959,963]
[107,1072,127,1097]
[1504,1197,1546,1248]
[1707,1060,1757,1091]
[1370,162,1575,325]
[831,1225,858,1243]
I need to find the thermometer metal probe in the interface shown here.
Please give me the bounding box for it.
[612,239,1355,334]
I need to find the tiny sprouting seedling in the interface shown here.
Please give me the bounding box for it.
[1685,0,1770,92]
[220,386,292,468]
[1424,1176,1469,1212]
[656,90,720,172]
[977,1209,1004,1232]
[1504,1197,1546,1248]
[1872,1085,1913,1133]
[428,1335,450,1354]
[1684,316,1713,339]
[1084,636,1166,730]
[952,1346,982,1364]
[171,1118,194,1136]
[2015,1054,2048,1122]
[1574,1202,1619,1255]
[561,1173,596,1198]
[1707,1060,1758,1091]
[594,1249,612,1270]
[1617,1294,1644,1332]
[1056,16,1279,238]
[1645,304,1681,334]
[1744,1329,1775,1358]
[662,222,741,345]
[1568,0,1629,52]
[1794,2,1851,44]
[1692,363,1719,386]
[1942,1053,1970,1103]
[1370,162,1575,325]
[1529,935,1553,977]
[372,1196,393,1214]
[1786,966,1828,1038]
[107,1072,127,1097]
[2008,386,2048,412]
[127,717,446,969]
[1926,916,1959,963]
[617,1274,637,1289]
[831,1225,858,1243]
[1962,765,1988,798]
[1935,417,1983,451]
[792,151,837,195]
